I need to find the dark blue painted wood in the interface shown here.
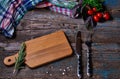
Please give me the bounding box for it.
[104,0,120,9]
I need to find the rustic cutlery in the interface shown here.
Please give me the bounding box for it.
[75,31,82,79]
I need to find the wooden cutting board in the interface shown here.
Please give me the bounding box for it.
[4,30,72,68]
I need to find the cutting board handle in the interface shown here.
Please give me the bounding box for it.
[4,55,17,66]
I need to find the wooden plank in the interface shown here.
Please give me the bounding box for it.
[92,51,120,79]
[111,11,120,18]
[92,31,120,43]
[1,9,119,43]
[93,69,120,79]
[0,29,76,43]
[0,30,32,43]
[92,43,120,51]
[104,0,120,9]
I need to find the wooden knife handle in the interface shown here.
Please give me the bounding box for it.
[4,54,18,66]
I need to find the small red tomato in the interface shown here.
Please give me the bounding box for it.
[93,15,99,22]
[93,7,97,12]
[97,12,103,18]
[87,10,93,15]
[103,12,110,20]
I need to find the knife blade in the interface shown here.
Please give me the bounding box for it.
[75,31,82,79]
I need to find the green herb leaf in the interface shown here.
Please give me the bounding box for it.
[82,0,105,11]
[13,42,26,75]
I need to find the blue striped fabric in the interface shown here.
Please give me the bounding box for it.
[0,0,42,38]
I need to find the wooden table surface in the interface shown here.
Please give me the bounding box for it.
[0,1,120,79]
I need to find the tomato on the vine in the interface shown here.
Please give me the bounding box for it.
[92,7,97,12]
[97,12,103,18]
[103,12,110,20]
[87,10,93,15]
[93,15,99,22]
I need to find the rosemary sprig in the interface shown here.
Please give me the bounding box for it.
[13,42,26,75]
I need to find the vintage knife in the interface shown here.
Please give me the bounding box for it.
[75,31,82,79]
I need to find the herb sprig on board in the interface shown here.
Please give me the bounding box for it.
[13,43,26,75]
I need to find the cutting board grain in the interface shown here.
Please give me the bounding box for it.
[4,30,72,68]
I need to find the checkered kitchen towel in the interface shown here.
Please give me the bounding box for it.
[49,5,81,18]
[36,1,52,8]
[50,5,74,18]
[49,0,78,9]
[0,0,42,38]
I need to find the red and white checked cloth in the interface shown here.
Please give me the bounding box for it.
[36,1,52,8]
[49,5,81,18]
[49,5,74,18]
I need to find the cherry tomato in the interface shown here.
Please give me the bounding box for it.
[93,15,99,22]
[103,12,110,20]
[92,7,97,12]
[97,12,103,18]
[87,10,93,15]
